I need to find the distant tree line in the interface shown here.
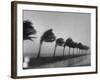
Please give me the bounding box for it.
[23,20,89,58]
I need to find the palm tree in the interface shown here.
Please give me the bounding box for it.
[71,42,77,56]
[53,38,64,57]
[75,42,78,55]
[37,29,56,58]
[83,45,89,54]
[75,42,79,55]
[83,45,87,54]
[86,46,90,54]
[23,20,36,40]
[77,43,81,54]
[23,20,37,65]
[64,38,73,56]
[77,42,83,55]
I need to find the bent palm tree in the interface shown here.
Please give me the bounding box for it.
[75,42,79,55]
[81,45,85,54]
[23,20,37,65]
[72,42,77,56]
[53,38,64,57]
[83,45,89,54]
[64,38,73,56]
[37,29,56,58]
[85,46,89,54]
[23,20,36,40]
[77,42,83,55]
[75,42,78,55]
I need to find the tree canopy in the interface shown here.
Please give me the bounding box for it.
[23,20,36,40]
[40,29,56,43]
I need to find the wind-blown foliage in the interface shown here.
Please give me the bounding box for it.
[53,38,64,57]
[23,20,90,59]
[23,20,36,41]
[63,38,73,55]
[37,29,56,58]
[82,45,89,54]
[71,42,78,55]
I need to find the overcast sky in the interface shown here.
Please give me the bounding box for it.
[23,10,91,57]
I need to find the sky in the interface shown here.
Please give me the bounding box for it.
[23,10,91,57]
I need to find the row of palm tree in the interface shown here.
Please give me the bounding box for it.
[37,29,89,58]
[23,20,89,58]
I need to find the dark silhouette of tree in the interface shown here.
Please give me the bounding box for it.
[63,38,73,56]
[82,45,89,54]
[71,42,78,56]
[85,46,89,54]
[37,29,56,58]
[77,42,83,54]
[53,38,64,57]
[23,20,36,41]
[75,42,79,55]
[81,45,85,54]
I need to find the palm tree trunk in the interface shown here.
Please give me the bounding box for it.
[81,50,83,54]
[53,44,57,57]
[83,50,84,54]
[63,47,65,56]
[86,50,87,54]
[37,42,42,58]
[80,49,81,55]
[73,48,74,56]
[69,47,70,55]
[77,48,78,55]
[79,49,80,55]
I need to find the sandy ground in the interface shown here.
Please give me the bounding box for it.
[24,54,91,69]
[35,54,90,68]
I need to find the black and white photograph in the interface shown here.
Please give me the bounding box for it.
[11,1,97,78]
[23,10,91,69]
